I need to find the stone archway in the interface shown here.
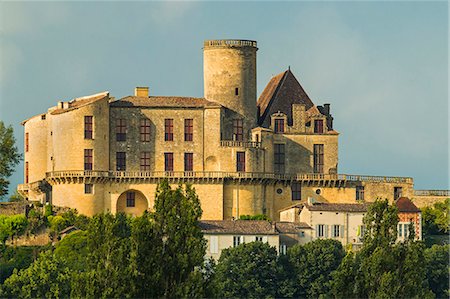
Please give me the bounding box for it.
[116,189,149,217]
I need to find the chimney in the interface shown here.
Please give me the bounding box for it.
[135,87,149,97]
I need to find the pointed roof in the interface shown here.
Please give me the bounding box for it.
[257,69,314,126]
[396,197,421,213]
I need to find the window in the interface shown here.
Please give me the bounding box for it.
[299,231,305,238]
[116,152,126,171]
[25,162,29,183]
[116,119,127,141]
[398,223,403,237]
[280,244,287,255]
[184,119,193,141]
[398,223,411,238]
[233,236,242,247]
[184,153,193,172]
[233,119,243,141]
[84,184,93,194]
[314,119,324,133]
[140,152,150,171]
[235,87,239,96]
[291,182,301,200]
[84,149,93,170]
[274,143,285,173]
[313,144,324,173]
[25,133,29,152]
[165,119,173,141]
[317,224,326,237]
[126,192,135,207]
[210,236,219,254]
[41,114,46,120]
[255,236,263,242]
[357,225,365,242]
[164,153,173,171]
[236,152,245,172]
[274,119,285,133]
[332,225,341,237]
[394,187,403,200]
[140,118,151,142]
[356,186,365,201]
[84,116,93,139]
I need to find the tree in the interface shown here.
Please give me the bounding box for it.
[424,244,450,298]
[8,190,24,202]
[285,239,345,298]
[214,241,279,298]
[0,121,22,199]
[53,230,88,271]
[422,198,450,236]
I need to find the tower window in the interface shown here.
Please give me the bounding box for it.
[235,87,239,96]
[356,186,365,201]
[184,119,193,142]
[25,133,29,152]
[41,114,46,120]
[236,152,245,172]
[116,119,127,142]
[140,152,150,171]
[313,144,324,173]
[274,119,285,133]
[25,162,29,183]
[233,119,243,141]
[126,192,135,207]
[84,184,93,194]
[314,119,324,134]
[140,118,151,142]
[165,119,173,141]
[116,152,126,171]
[291,182,301,200]
[84,116,93,139]
[184,153,193,172]
[84,149,93,170]
[394,187,403,200]
[164,153,174,171]
[274,143,285,174]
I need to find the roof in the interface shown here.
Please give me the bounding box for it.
[51,92,109,115]
[396,197,421,213]
[59,226,79,235]
[305,202,369,213]
[275,222,311,233]
[257,69,315,126]
[278,203,303,212]
[111,96,222,108]
[199,220,277,235]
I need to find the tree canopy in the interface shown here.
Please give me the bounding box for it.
[0,121,22,199]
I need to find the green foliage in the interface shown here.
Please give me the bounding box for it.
[8,190,24,202]
[239,214,271,221]
[0,214,28,245]
[285,239,345,298]
[424,244,450,298]
[214,241,279,299]
[44,204,53,217]
[422,198,449,236]
[0,121,22,199]
[26,209,45,235]
[53,231,88,271]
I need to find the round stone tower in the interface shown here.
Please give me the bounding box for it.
[203,39,258,133]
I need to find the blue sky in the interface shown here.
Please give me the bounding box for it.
[0,1,448,197]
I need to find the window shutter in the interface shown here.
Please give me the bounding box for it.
[210,236,218,254]
[240,236,244,244]
[325,225,329,238]
[315,225,319,238]
[341,225,345,238]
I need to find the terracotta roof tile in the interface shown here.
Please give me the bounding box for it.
[50,92,109,115]
[199,220,277,235]
[275,222,311,233]
[396,197,421,213]
[305,202,369,212]
[111,96,222,108]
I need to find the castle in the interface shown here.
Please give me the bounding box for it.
[17,39,446,220]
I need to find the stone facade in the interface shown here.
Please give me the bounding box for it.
[18,39,442,219]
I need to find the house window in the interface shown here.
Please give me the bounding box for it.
[233,236,242,247]
[116,119,127,142]
[184,153,193,172]
[165,119,173,141]
[357,225,365,242]
[332,225,341,237]
[317,224,326,237]
[299,231,305,238]
[280,244,287,255]
[164,153,173,172]
[274,143,285,174]
[291,182,301,200]
[235,87,239,96]
[25,133,29,152]
[210,236,219,254]
[126,192,135,207]
[314,119,324,133]
[274,119,285,133]
[184,119,193,141]
[84,116,93,139]
[394,187,403,200]
[84,149,93,170]
[255,236,263,242]
[116,152,126,171]
[236,152,245,172]
[356,186,365,201]
[25,162,29,183]
[398,222,411,238]
[233,119,243,141]
[84,184,93,194]
[313,144,324,173]
[140,118,151,142]
[140,152,150,171]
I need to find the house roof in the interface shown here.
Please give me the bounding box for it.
[305,202,369,213]
[278,203,304,212]
[257,69,315,126]
[275,221,311,233]
[199,220,277,235]
[51,91,109,115]
[396,197,421,213]
[111,96,222,108]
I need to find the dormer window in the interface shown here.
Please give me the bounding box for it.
[314,119,324,133]
[274,119,285,133]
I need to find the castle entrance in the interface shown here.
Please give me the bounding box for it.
[116,190,149,217]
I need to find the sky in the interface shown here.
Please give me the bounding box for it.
[0,1,448,198]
